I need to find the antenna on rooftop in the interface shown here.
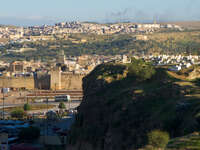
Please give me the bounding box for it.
[154,19,157,24]
[153,15,157,24]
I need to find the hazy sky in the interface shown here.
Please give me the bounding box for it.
[0,0,200,26]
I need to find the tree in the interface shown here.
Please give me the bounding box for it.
[58,102,67,119]
[19,126,40,141]
[23,103,31,111]
[147,130,170,149]
[58,102,66,109]
[11,109,26,119]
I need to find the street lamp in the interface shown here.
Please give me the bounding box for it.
[67,95,71,111]
[1,88,9,120]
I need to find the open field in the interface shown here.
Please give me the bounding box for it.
[166,21,200,30]
[0,38,9,43]
[149,30,200,42]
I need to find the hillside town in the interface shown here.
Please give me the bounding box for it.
[0,25,199,150]
[1,0,200,148]
[0,52,200,78]
[0,22,182,45]
[0,37,200,150]
[0,52,131,77]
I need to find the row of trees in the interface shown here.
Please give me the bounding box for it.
[10,102,66,119]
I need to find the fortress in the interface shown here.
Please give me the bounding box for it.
[0,51,88,91]
[0,68,85,90]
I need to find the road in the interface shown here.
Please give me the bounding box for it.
[0,100,81,110]
[40,114,75,136]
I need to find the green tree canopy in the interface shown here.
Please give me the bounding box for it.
[23,103,31,111]
[58,102,66,109]
[128,58,156,81]
[11,109,26,119]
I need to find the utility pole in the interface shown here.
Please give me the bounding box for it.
[46,97,49,137]
[68,97,71,111]
[54,83,57,102]
[1,87,8,120]
[43,97,49,145]
[2,90,5,120]
[24,73,26,103]
[2,80,5,120]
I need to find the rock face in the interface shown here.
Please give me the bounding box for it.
[67,62,200,150]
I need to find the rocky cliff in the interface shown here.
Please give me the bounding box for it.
[68,61,200,150]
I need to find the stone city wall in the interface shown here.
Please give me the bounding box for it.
[61,73,85,90]
[0,77,34,90]
[0,73,85,90]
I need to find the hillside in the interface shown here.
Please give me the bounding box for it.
[1,30,200,61]
[167,132,200,150]
[67,60,200,150]
[168,65,200,80]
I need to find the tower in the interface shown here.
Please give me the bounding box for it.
[50,67,61,90]
[57,50,66,64]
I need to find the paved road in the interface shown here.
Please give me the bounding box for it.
[0,100,81,109]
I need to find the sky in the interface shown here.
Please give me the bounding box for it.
[0,0,200,26]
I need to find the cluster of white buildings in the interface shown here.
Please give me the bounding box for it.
[53,22,182,34]
[1,52,199,75]
[0,26,24,45]
[143,55,200,71]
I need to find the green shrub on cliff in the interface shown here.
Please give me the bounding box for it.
[147,130,170,149]
[128,58,156,81]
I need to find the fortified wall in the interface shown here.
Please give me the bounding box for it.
[0,73,85,90]
[34,73,50,90]
[61,73,84,90]
[50,67,61,90]
[50,67,85,90]
[0,77,34,90]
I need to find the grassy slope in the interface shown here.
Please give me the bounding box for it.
[167,133,200,150]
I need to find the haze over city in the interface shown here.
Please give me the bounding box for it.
[0,0,200,26]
